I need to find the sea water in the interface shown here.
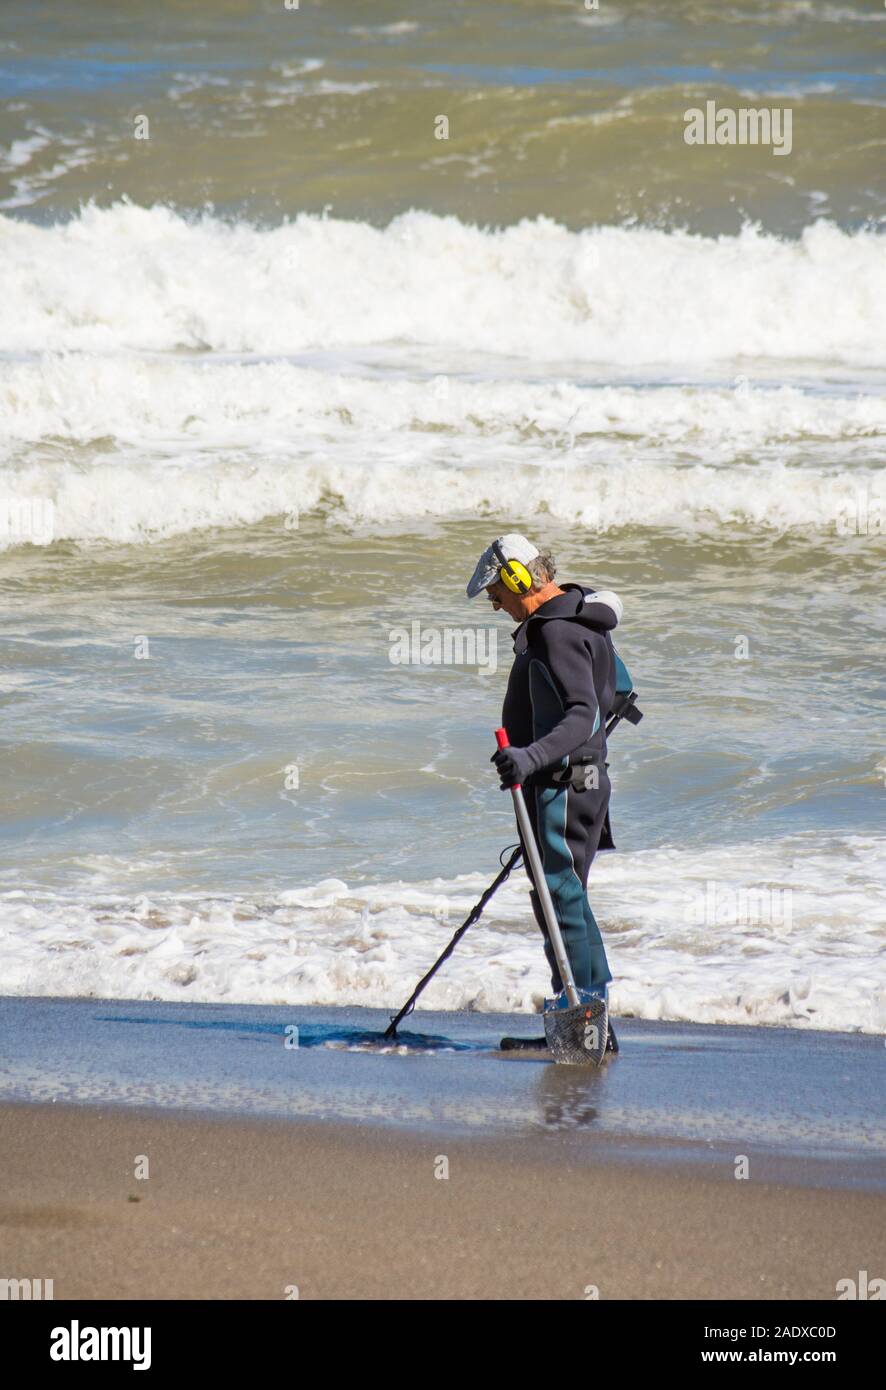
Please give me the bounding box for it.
[0,0,883,1032]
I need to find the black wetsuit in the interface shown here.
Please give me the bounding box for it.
[501,584,632,994]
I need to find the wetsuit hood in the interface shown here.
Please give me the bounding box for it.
[518,583,622,638]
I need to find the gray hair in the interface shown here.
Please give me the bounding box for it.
[528,550,556,590]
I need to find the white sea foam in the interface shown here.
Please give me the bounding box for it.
[1,834,882,1033]
[0,132,51,170]
[1,353,883,544]
[680,2,886,24]
[1,206,883,545]
[347,22,420,37]
[0,131,99,211]
[0,205,882,364]
[5,353,885,451]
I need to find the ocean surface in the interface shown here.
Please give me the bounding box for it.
[1,1,883,1033]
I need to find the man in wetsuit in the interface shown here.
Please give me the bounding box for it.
[466,533,633,1052]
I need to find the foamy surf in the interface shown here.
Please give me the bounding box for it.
[1,206,883,364]
[1,835,883,1035]
[1,354,883,544]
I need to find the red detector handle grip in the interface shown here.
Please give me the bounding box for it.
[493,727,522,791]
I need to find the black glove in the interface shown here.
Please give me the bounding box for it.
[491,744,535,790]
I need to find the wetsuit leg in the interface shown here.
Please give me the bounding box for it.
[523,774,612,994]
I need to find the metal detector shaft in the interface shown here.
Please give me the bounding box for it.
[383,844,523,1040]
[495,727,580,1010]
[383,698,640,1042]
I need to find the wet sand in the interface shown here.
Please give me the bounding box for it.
[1,997,884,1298]
[2,1100,884,1301]
[2,997,884,1179]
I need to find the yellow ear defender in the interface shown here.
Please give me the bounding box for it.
[492,540,533,595]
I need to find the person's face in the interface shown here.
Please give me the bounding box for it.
[485,578,527,623]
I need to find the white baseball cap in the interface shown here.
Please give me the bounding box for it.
[466,533,540,598]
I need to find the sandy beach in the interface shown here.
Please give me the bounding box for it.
[3,1100,884,1302]
[1,998,884,1300]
